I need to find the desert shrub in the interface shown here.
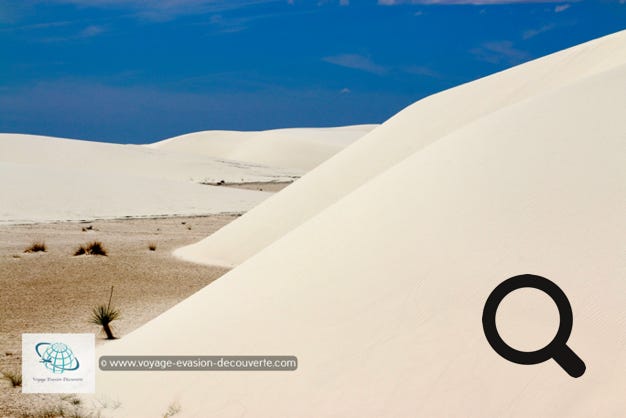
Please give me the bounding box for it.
[74,241,107,256]
[148,243,157,251]
[24,242,46,253]
[2,370,22,387]
[61,395,82,407]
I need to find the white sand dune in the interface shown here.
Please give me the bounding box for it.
[0,134,299,185]
[0,126,366,224]
[90,31,626,417]
[0,161,269,224]
[147,125,377,172]
[175,30,626,268]
[0,134,284,224]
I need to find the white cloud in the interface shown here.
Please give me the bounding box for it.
[522,23,555,39]
[404,65,440,78]
[554,4,570,12]
[80,25,106,37]
[323,54,388,75]
[43,0,286,20]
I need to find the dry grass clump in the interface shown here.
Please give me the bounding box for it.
[74,241,107,256]
[24,241,47,253]
[1,369,22,387]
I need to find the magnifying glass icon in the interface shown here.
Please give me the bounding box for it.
[482,274,586,378]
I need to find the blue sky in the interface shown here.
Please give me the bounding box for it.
[1,0,625,143]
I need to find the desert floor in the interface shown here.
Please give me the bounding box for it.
[0,182,287,417]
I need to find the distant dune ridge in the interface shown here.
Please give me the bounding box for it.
[89,30,626,417]
[0,126,369,224]
[147,125,377,172]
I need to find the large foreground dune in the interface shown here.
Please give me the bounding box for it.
[175,30,626,267]
[89,31,626,417]
[147,125,377,172]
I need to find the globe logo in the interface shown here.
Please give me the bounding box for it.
[35,342,80,374]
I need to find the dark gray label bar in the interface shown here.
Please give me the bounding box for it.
[99,356,297,371]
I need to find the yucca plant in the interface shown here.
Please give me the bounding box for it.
[90,286,120,340]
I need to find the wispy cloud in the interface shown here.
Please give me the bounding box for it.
[522,23,555,39]
[41,0,286,21]
[378,1,572,4]
[404,65,441,78]
[80,25,106,37]
[554,4,570,12]
[323,54,388,75]
[38,24,108,42]
[0,20,72,33]
[470,40,530,65]
[204,14,250,33]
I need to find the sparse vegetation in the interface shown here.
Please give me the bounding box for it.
[90,286,120,339]
[74,241,107,256]
[21,406,64,418]
[186,225,192,230]
[93,395,122,410]
[2,369,22,387]
[24,241,47,253]
[81,225,95,232]
[148,243,157,251]
[20,405,92,418]
[61,395,82,406]
[163,402,181,418]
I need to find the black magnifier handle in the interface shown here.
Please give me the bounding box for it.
[553,344,586,378]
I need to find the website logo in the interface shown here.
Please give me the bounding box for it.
[22,334,95,393]
[36,342,80,374]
